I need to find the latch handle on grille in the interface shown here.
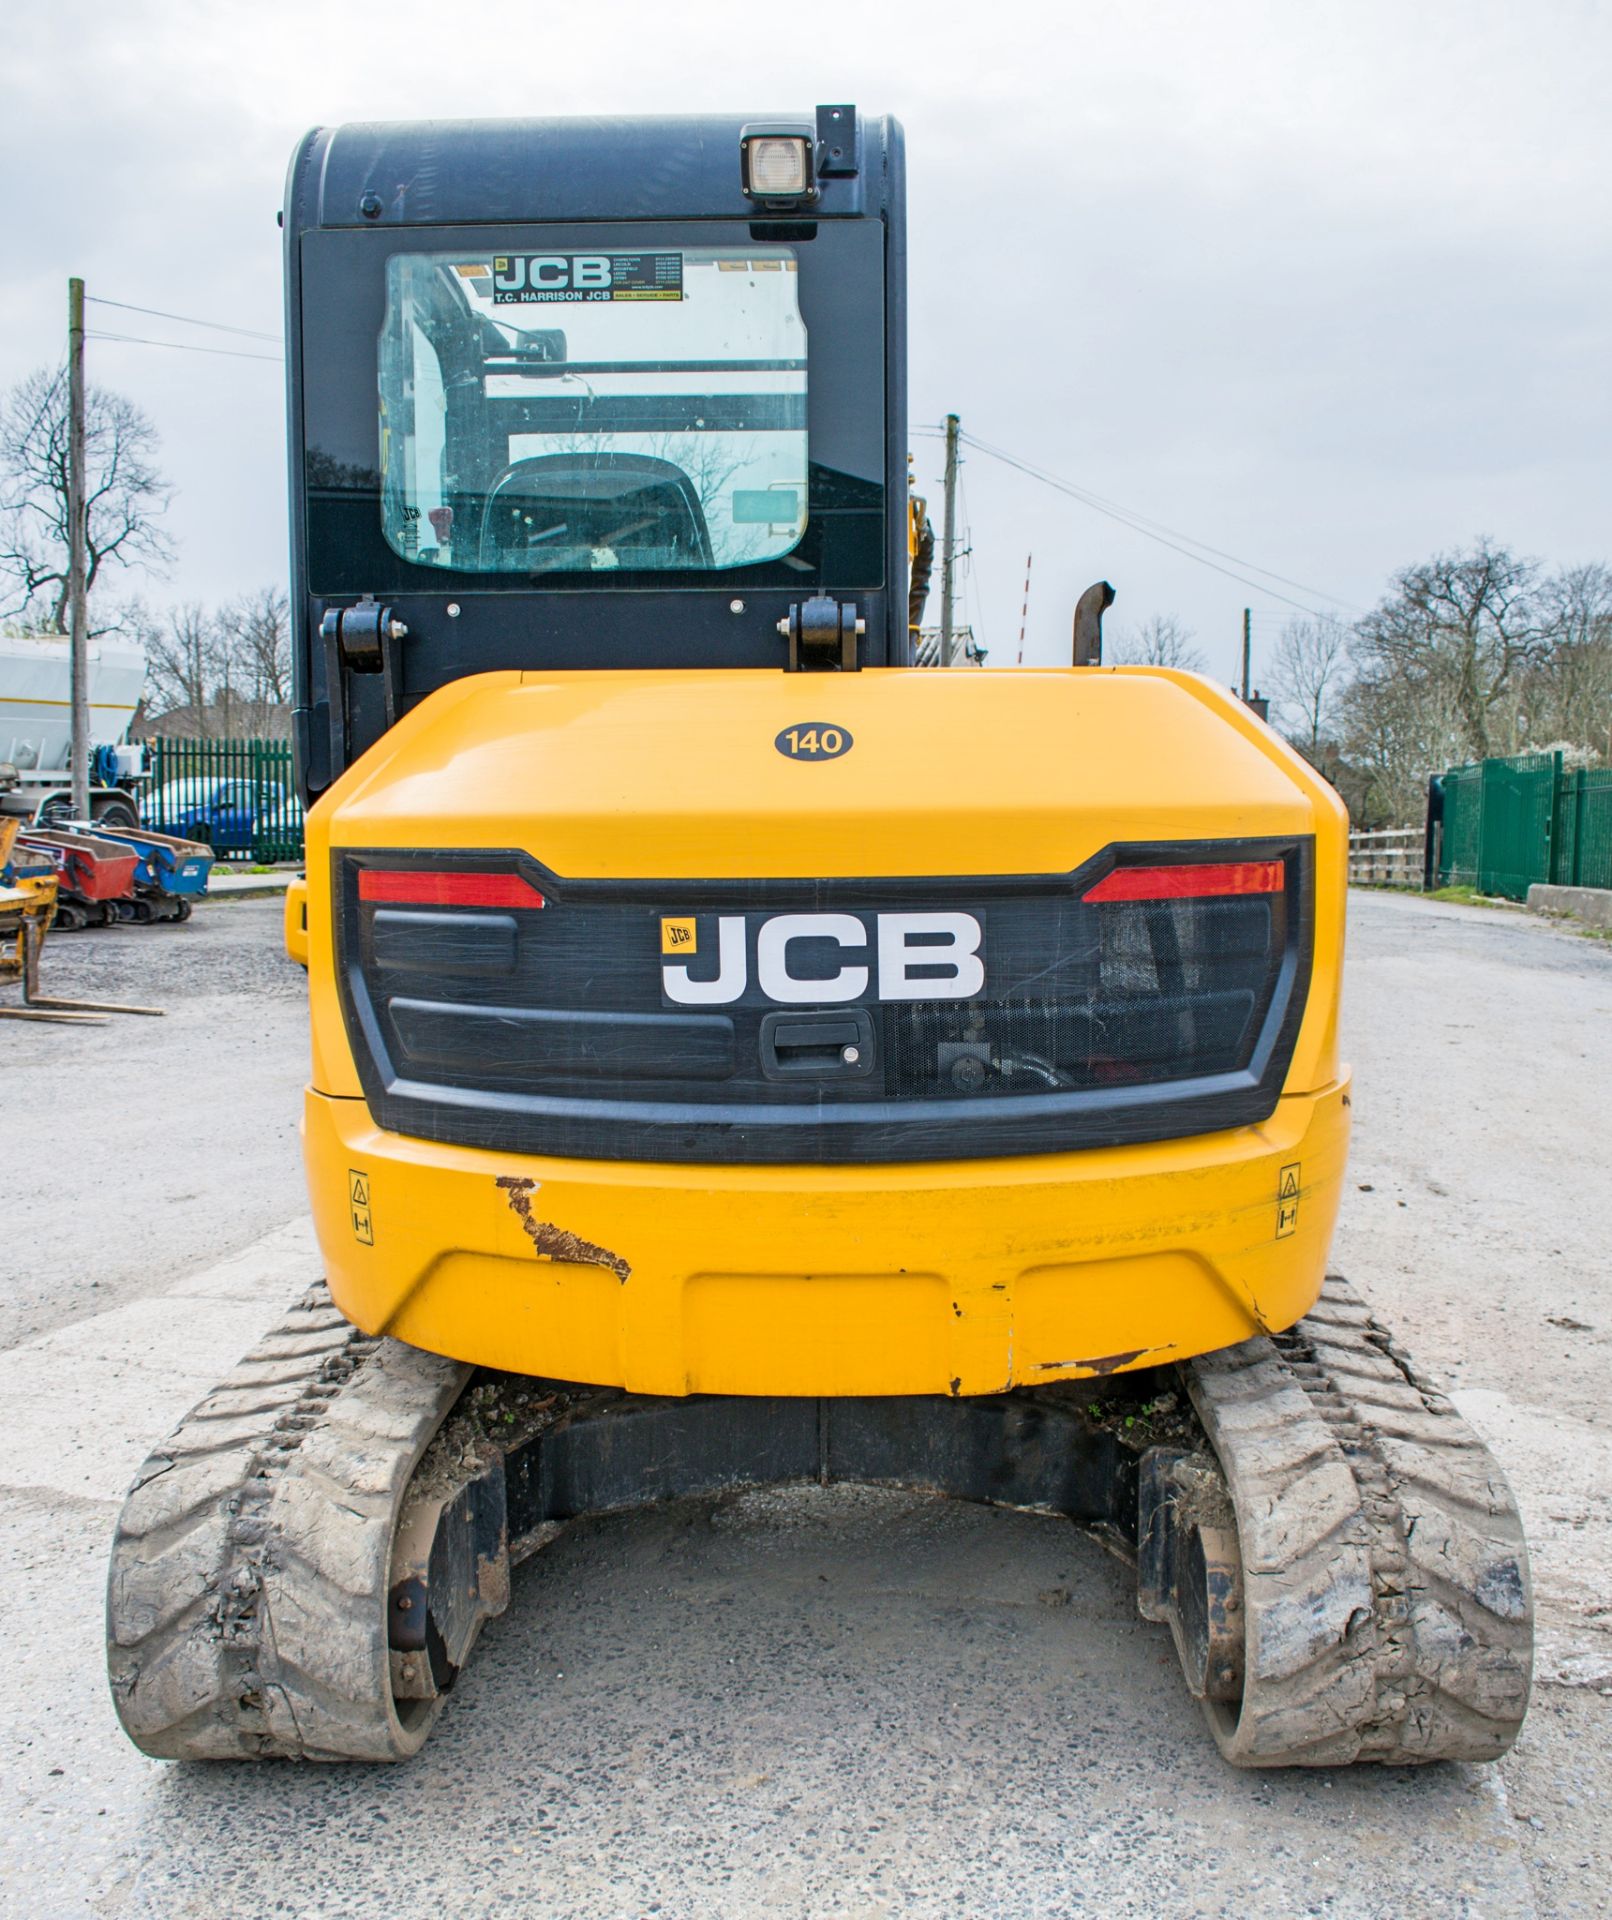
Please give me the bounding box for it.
[759,1009,875,1079]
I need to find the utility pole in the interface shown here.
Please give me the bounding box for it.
[68,276,90,821]
[1016,552,1033,666]
[938,412,959,668]
[1240,607,1252,703]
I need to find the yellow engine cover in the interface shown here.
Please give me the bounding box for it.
[300,666,1350,1397]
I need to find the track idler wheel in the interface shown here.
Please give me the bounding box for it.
[1137,1450,1245,1706]
[388,1458,513,1706]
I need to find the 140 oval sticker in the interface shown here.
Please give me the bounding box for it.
[775,723,852,761]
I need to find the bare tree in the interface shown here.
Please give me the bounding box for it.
[122,589,294,738]
[216,587,291,707]
[648,435,764,567]
[141,602,218,735]
[1290,538,1612,823]
[1337,661,1467,826]
[1531,562,1612,755]
[1108,614,1205,672]
[0,367,173,629]
[1353,539,1547,762]
[1270,616,1350,753]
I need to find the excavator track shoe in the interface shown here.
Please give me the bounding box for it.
[1158,1275,1532,1767]
[106,1285,470,1761]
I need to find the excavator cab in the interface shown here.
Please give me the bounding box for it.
[286,109,905,796]
[106,108,1532,1770]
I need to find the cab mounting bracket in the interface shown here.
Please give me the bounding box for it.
[320,597,410,737]
[778,595,864,671]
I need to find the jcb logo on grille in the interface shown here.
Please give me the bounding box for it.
[662,911,985,1007]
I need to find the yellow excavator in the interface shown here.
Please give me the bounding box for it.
[0,818,60,1019]
[107,108,1531,1766]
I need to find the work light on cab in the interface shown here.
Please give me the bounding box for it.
[740,127,816,204]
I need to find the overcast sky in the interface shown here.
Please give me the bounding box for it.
[3,0,1608,685]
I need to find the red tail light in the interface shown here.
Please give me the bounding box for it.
[1082,859,1284,904]
[358,869,546,910]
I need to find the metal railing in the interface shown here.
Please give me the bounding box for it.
[140,737,304,863]
[1348,827,1423,888]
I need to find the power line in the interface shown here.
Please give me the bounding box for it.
[87,331,283,366]
[968,431,1351,606]
[913,423,1357,619]
[962,433,1331,619]
[959,432,1354,619]
[1247,606,1346,625]
[86,295,282,344]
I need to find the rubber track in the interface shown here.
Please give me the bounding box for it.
[1183,1275,1533,1766]
[106,1284,471,1761]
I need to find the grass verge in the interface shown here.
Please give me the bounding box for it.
[1423,884,1517,908]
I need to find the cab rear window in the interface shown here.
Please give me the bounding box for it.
[378,248,808,576]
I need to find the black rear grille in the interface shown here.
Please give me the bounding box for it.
[335,839,1313,1164]
[879,986,1260,1099]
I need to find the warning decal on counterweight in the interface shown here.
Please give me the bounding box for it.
[1276,1161,1300,1238]
[349,1169,374,1245]
[490,253,684,304]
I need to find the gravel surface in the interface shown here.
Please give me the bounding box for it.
[1,889,1608,1918]
[0,900,308,1348]
[1331,891,1612,1920]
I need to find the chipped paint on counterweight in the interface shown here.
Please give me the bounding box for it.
[496,1176,632,1283]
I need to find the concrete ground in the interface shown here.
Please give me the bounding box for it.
[0,892,1607,1919]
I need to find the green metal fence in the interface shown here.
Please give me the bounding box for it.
[140,736,304,863]
[1551,765,1612,891]
[1436,751,1612,900]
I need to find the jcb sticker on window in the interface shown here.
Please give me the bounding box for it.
[1276,1161,1300,1239]
[349,1168,374,1246]
[660,917,697,956]
[489,252,684,304]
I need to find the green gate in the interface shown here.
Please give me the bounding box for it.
[1480,753,1556,899]
[140,737,304,863]
[1437,751,1612,900]
[1438,762,1484,889]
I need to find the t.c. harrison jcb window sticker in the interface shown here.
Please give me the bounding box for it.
[489,253,684,303]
